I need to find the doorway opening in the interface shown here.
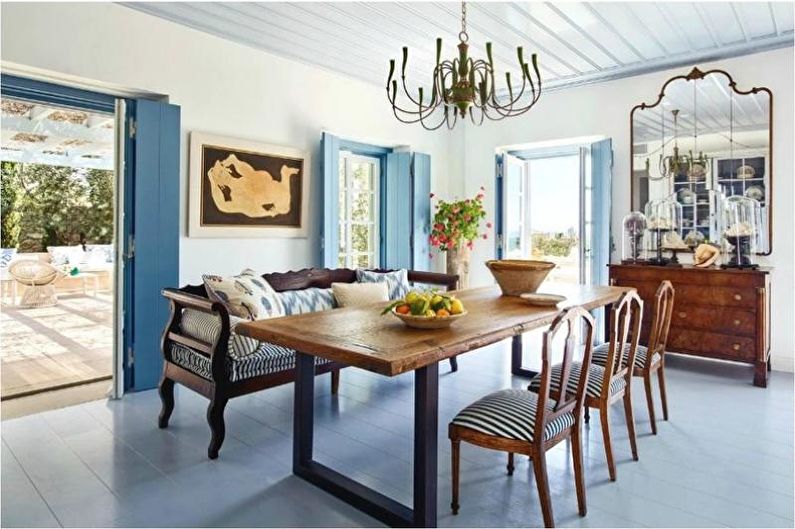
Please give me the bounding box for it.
[497,137,612,369]
[0,97,119,414]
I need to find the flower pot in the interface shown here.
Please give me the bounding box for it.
[446,245,471,289]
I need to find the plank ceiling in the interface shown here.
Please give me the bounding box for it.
[123,2,794,92]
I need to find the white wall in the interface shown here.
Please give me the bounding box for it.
[2,4,792,371]
[0,2,455,283]
[458,47,794,371]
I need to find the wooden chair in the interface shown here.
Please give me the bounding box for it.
[449,307,595,528]
[529,290,643,482]
[593,281,675,435]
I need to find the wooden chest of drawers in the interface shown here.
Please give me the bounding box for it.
[608,264,771,387]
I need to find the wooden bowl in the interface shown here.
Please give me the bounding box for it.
[485,259,555,296]
[391,308,467,329]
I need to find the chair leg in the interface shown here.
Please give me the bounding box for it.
[571,427,587,517]
[584,406,590,424]
[622,393,639,461]
[157,376,175,429]
[331,369,340,395]
[643,373,658,435]
[657,364,669,421]
[207,394,229,460]
[451,438,461,515]
[531,451,555,528]
[599,405,616,481]
[449,356,459,372]
[507,452,515,476]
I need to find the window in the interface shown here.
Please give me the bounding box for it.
[338,152,380,268]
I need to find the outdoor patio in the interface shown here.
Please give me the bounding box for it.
[1,291,113,399]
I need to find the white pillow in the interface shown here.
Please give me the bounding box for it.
[331,281,389,308]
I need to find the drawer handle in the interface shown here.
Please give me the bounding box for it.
[733,343,741,351]
[734,294,742,301]
[733,319,741,326]
[678,311,687,318]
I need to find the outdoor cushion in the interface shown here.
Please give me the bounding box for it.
[86,244,114,264]
[275,287,337,315]
[592,343,660,369]
[331,281,389,307]
[528,362,626,400]
[203,269,284,320]
[47,245,85,266]
[0,248,16,268]
[356,269,410,300]
[451,389,575,442]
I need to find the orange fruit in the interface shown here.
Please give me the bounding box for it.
[396,304,411,315]
[436,309,450,317]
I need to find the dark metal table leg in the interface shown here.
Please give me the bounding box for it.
[294,352,315,470]
[511,335,538,378]
[292,352,440,527]
[413,363,439,527]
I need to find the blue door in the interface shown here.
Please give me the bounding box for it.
[126,99,181,391]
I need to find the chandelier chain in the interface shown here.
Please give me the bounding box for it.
[460,1,468,43]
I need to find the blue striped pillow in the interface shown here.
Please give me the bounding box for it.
[356,269,410,300]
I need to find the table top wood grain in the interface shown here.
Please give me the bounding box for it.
[237,284,632,376]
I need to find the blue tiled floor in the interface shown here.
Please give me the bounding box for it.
[2,338,793,527]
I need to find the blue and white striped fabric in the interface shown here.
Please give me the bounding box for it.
[0,248,16,268]
[528,362,626,399]
[356,269,410,300]
[276,287,337,315]
[451,389,575,442]
[592,343,659,369]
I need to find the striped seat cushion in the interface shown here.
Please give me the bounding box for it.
[451,389,575,442]
[592,343,660,369]
[528,362,626,399]
[170,343,330,382]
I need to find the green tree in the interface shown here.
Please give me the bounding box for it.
[1,161,22,248]
[1,162,115,252]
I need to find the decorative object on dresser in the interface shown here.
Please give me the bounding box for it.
[529,290,643,481]
[644,197,682,266]
[630,66,772,255]
[449,307,595,528]
[720,195,762,269]
[594,281,675,435]
[621,211,647,264]
[609,264,771,387]
[429,187,490,288]
[159,267,460,459]
[188,132,309,238]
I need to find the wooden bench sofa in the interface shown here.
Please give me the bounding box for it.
[159,267,459,459]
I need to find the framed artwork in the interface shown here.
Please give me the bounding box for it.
[189,132,310,238]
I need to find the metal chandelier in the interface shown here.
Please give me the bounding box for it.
[386,1,542,130]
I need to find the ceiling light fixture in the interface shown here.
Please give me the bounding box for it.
[386,1,543,130]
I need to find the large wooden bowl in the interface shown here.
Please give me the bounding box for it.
[485,259,555,296]
[391,308,467,329]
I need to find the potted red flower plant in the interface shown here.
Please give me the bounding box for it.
[429,187,491,288]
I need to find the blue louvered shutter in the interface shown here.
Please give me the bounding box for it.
[411,153,431,271]
[321,132,341,268]
[129,99,180,391]
[384,152,412,269]
[589,138,612,288]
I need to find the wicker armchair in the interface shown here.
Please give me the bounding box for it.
[9,260,63,308]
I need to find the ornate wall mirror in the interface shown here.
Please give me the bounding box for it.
[631,67,772,254]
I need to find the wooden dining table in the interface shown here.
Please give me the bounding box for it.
[237,283,630,528]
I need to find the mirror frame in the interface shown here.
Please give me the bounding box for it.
[630,67,773,255]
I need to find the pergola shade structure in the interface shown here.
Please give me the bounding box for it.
[1,99,114,170]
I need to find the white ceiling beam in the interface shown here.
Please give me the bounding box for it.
[625,4,670,56]
[502,3,605,70]
[655,4,698,52]
[767,3,780,36]
[692,3,721,48]
[731,3,750,42]
[581,3,646,62]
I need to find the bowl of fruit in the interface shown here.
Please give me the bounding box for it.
[381,289,467,329]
